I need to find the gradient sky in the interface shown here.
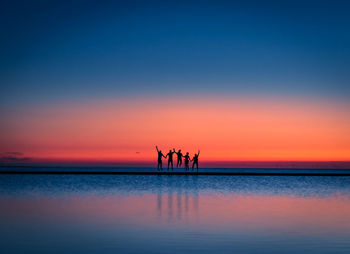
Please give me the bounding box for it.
[1,1,350,165]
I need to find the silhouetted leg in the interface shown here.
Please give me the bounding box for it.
[196,162,198,172]
[171,161,173,170]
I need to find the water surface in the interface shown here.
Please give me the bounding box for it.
[1,174,350,253]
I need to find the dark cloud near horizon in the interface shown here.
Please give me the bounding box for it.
[0,152,31,163]
[2,152,24,156]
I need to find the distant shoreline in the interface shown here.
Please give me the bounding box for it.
[1,167,350,176]
[1,164,350,169]
[1,172,350,176]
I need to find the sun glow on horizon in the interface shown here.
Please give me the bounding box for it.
[1,95,349,163]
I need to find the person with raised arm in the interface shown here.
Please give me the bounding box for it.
[156,146,166,171]
[191,150,200,172]
[174,148,183,167]
[165,149,175,171]
[183,152,191,171]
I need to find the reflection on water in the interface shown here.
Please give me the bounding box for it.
[0,174,350,254]
[156,180,199,222]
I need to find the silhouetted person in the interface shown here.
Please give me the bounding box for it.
[174,149,183,167]
[166,149,175,170]
[156,146,166,171]
[191,150,200,172]
[184,152,190,171]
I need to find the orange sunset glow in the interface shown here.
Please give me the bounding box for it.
[1,95,349,164]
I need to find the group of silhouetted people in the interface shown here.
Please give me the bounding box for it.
[156,146,200,172]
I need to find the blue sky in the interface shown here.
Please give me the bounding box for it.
[1,0,350,107]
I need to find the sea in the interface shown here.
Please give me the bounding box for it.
[1,167,350,254]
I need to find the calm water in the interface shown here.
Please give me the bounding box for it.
[1,174,350,254]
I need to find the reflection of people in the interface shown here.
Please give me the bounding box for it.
[166,149,175,170]
[174,149,183,167]
[191,150,200,172]
[183,152,190,171]
[156,146,166,171]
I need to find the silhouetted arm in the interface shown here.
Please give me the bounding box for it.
[156,146,159,152]
[173,148,179,156]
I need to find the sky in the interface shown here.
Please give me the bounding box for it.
[1,1,350,166]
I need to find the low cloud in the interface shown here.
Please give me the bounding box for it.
[2,152,24,156]
[0,152,31,163]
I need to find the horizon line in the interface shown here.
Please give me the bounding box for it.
[1,160,350,169]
